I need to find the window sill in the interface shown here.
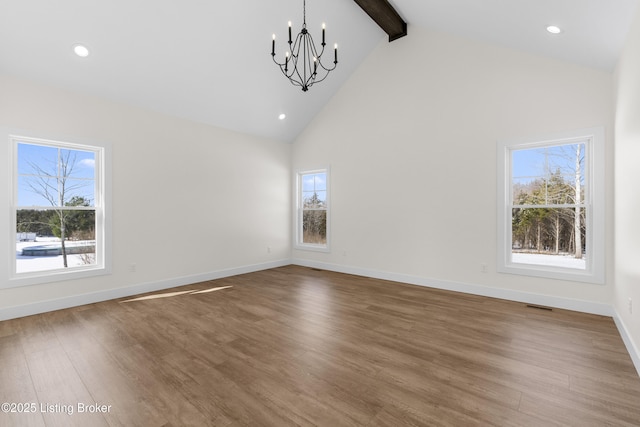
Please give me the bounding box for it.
[294,243,330,253]
[498,262,604,285]
[6,265,111,289]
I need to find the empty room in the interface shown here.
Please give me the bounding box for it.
[1,0,640,425]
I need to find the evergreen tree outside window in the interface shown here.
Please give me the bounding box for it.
[297,169,329,250]
[497,128,605,284]
[511,143,586,267]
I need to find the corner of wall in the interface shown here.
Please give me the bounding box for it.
[613,309,640,377]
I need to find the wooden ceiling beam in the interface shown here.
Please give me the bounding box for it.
[353,0,407,42]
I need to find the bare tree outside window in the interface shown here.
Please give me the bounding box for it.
[511,142,586,269]
[299,171,328,246]
[498,128,604,284]
[16,142,96,273]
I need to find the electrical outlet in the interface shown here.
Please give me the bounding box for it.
[480,263,488,273]
[629,298,633,314]
[129,263,137,273]
[267,246,271,253]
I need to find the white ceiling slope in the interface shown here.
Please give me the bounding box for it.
[0,0,637,143]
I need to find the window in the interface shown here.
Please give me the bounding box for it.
[497,128,604,284]
[9,135,110,286]
[296,169,329,251]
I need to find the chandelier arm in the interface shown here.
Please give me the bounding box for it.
[306,34,317,86]
[306,68,332,85]
[291,33,306,86]
[291,32,303,61]
[280,65,300,83]
[273,50,299,81]
[306,36,320,83]
[272,55,287,68]
[303,35,309,87]
[314,58,337,73]
[315,43,326,62]
[280,58,303,87]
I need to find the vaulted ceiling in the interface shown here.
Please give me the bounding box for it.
[0,0,638,143]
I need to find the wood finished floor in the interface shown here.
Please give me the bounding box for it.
[1,265,639,426]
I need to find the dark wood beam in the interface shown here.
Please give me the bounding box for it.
[353,0,407,42]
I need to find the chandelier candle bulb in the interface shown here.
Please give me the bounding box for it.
[288,21,292,44]
[322,23,325,45]
[334,44,338,63]
[272,34,275,55]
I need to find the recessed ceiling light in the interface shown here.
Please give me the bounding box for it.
[73,44,90,57]
[546,25,562,35]
[278,113,286,120]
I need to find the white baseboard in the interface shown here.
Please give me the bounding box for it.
[292,258,614,316]
[613,311,640,377]
[0,259,290,321]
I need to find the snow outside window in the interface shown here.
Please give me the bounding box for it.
[497,128,604,284]
[8,135,111,287]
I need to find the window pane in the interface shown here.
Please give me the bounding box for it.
[303,190,326,208]
[17,175,57,207]
[17,209,55,236]
[17,142,95,207]
[299,170,328,248]
[301,172,326,192]
[302,210,327,244]
[512,176,578,206]
[302,175,316,192]
[512,143,585,206]
[16,209,96,274]
[511,207,585,270]
[17,143,58,174]
[313,173,326,191]
[498,128,603,283]
[65,179,95,207]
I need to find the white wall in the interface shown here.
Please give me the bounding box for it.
[292,27,615,313]
[614,7,640,370]
[0,74,291,318]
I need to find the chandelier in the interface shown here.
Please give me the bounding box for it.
[271,0,338,92]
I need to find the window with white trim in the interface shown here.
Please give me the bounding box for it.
[497,128,604,284]
[9,135,110,286]
[296,169,329,250]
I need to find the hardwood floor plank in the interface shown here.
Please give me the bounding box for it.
[162,351,295,426]
[0,265,639,426]
[12,314,60,355]
[104,343,216,426]
[247,378,364,427]
[0,318,17,338]
[26,346,110,427]
[519,389,640,427]
[0,335,45,427]
[47,308,170,426]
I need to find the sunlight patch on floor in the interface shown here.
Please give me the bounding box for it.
[190,286,233,295]
[121,286,233,303]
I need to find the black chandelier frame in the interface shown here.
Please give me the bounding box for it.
[271,0,338,92]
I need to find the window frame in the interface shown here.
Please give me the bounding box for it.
[295,168,330,252]
[6,133,111,288]
[497,127,605,284]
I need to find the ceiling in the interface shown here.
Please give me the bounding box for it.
[1,0,638,143]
